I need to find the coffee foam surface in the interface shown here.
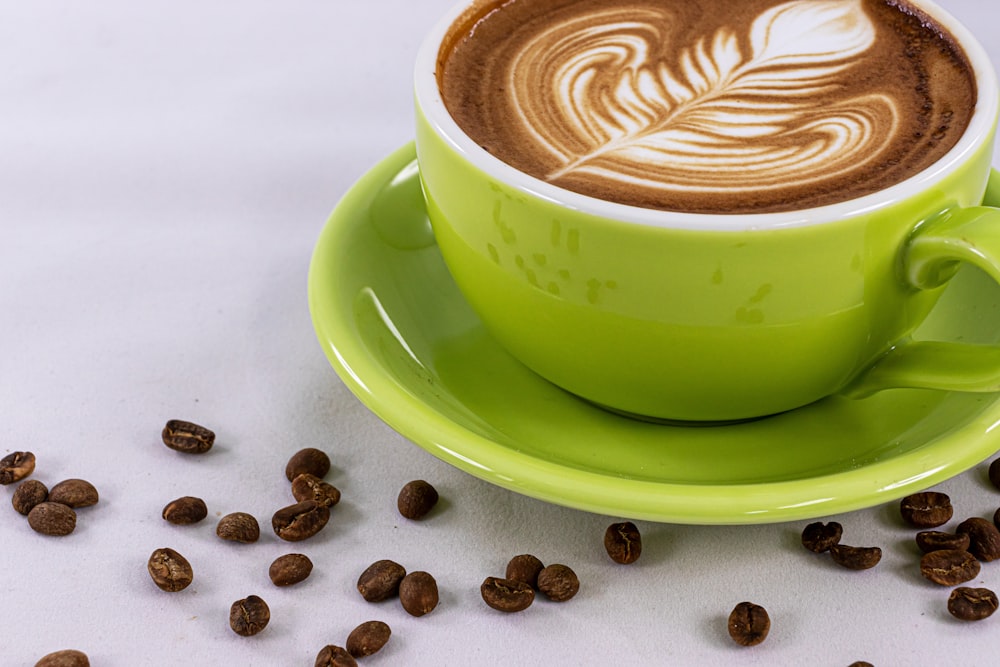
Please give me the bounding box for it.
[438,0,976,214]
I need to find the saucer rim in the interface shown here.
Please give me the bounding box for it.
[308,142,1000,524]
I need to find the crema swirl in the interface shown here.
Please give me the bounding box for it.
[438,0,975,213]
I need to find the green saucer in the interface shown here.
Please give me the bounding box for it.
[309,143,1000,524]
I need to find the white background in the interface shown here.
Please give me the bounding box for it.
[2,1,1000,665]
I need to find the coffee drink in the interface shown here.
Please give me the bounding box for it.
[438,0,975,213]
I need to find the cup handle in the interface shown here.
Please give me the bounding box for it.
[844,178,1000,398]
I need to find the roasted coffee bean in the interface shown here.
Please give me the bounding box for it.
[604,521,642,564]
[12,479,48,515]
[272,500,330,542]
[990,457,1000,491]
[727,601,770,647]
[34,649,90,667]
[948,587,999,621]
[957,517,1000,561]
[357,559,407,602]
[900,491,953,528]
[162,496,208,525]
[505,554,545,589]
[920,549,981,586]
[847,662,874,667]
[315,645,357,667]
[216,512,260,543]
[346,620,392,658]
[147,547,194,592]
[481,576,535,612]
[829,544,881,570]
[537,563,580,602]
[399,571,439,616]
[916,530,971,554]
[47,479,99,508]
[27,502,76,536]
[0,451,35,484]
[291,473,341,508]
[285,447,331,481]
[269,553,313,586]
[161,419,215,454]
[230,595,270,636]
[397,479,439,520]
[801,521,843,553]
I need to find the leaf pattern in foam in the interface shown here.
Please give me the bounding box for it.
[511,0,897,194]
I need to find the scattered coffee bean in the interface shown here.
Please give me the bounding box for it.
[727,601,770,647]
[272,500,330,542]
[291,473,341,508]
[994,507,1000,531]
[162,496,208,525]
[398,571,439,616]
[537,563,580,602]
[161,419,215,454]
[604,521,642,564]
[34,649,90,667]
[147,547,194,592]
[948,586,999,621]
[0,451,35,484]
[900,491,953,528]
[505,554,545,589]
[47,479,99,508]
[848,662,874,667]
[216,512,260,543]
[397,479,439,520]
[27,502,76,536]
[230,595,270,636]
[12,479,48,515]
[920,549,981,586]
[357,559,407,602]
[801,521,843,553]
[829,544,881,570]
[285,447,331,481]
[481,576,535,612]
[989,457,1000,491]
[956,517,1000,562]
[269,553,313,586]
[915,530,971,554]
[346,620,392,658]
[315,645,358,667]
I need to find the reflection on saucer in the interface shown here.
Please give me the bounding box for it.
[586,398,779,426]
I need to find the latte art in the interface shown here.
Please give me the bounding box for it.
[439,0,975,213]
[519,1,896,193]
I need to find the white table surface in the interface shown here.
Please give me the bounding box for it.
[3,1,1000,665]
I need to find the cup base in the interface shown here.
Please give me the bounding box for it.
[584,400,782,427]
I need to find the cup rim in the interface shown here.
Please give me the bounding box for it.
[414,0,1000,231]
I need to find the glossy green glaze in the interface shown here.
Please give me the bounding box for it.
[415,102,1000,421]
[413,0,1000,422]
[308,144,1000,523]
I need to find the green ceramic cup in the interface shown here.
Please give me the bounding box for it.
[414,0,1000,422]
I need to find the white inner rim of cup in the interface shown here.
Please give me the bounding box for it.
[415,0,999,231]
